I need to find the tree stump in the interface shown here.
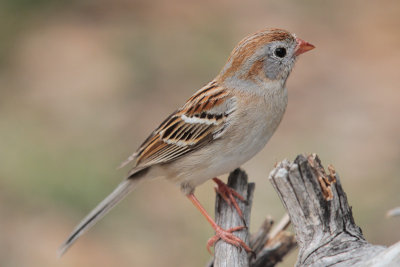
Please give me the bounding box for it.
[269,154,400,267]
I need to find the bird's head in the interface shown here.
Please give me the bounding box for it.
[218,28,314,87]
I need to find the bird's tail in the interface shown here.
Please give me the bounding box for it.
[58,173,145,257]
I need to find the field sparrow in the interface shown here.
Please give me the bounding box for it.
[59,28,314,255]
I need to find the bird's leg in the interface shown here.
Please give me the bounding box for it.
[212,177,246,221]
[186,193,252,254]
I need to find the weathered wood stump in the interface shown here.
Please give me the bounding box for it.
[269,154,400,267]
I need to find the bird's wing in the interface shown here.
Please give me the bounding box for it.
[120,81,237,175]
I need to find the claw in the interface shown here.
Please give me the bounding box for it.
[213,178,246,221]
[187,192,253,255]
[206,225,252,254]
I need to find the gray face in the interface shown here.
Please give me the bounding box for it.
[264,39,297,81]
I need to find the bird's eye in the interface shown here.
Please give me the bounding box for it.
[274,47,286,58]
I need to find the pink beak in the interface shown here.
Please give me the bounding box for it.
[295,37,315,56]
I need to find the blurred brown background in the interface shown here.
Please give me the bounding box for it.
[1,0,400,266]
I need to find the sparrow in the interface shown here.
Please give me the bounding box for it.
[58,28,314,256]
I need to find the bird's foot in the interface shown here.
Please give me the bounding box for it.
[186,193,252,255]
[206,225,251,254]
[212,177,246,221]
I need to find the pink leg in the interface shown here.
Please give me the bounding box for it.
[187,193,252,254]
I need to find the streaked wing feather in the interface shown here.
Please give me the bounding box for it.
[125,81,235,172]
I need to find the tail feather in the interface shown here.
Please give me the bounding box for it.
[58,177,142,257]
